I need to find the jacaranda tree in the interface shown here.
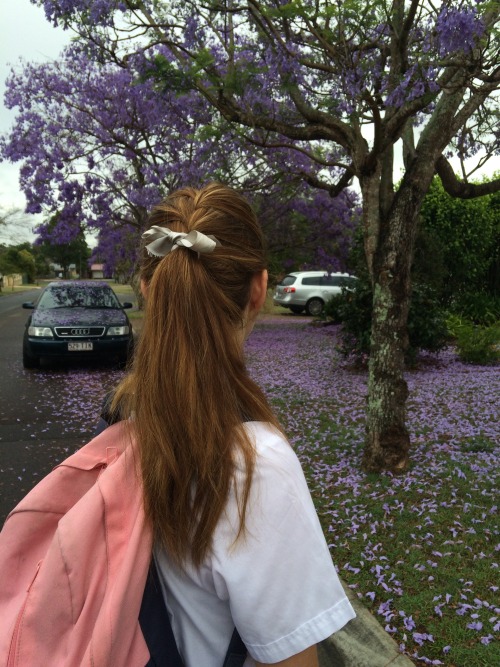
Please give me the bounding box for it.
[1,40,358,277]
[6,0,500,472]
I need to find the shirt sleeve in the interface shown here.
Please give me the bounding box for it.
[210,422,356,664]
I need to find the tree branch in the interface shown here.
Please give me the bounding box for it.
[299,169,354,198]
[436,156,500,198]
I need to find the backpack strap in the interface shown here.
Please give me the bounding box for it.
[140,560,185,667]
[139,559,247,667]
[222,628,247,667]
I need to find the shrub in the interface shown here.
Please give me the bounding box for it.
[324,281,372,358]
[450,292,500,326]
[447,315,500,365]
[323,293,344,324]
[419,179,499,306]
[406,283,450,362]
[324,279,449,364]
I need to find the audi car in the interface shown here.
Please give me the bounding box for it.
[22,281,134,368]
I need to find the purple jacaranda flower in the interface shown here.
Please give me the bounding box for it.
[466,621,483,630]
[403,616,416,631]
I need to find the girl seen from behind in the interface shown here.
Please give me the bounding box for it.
[113,182,355,667]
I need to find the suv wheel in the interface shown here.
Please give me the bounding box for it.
[306,297,324,316]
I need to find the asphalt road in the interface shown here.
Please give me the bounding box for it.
[0,289,126,524]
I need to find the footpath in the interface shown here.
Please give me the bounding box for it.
[319,585,415,666]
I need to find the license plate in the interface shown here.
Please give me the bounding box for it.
[68,342,93,351]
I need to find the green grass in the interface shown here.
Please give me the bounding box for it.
[0,283,42,295]
[102,280,136,296]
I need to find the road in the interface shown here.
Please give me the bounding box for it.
[0,289,126,523]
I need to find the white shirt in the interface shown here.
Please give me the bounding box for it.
[154,421,355,666]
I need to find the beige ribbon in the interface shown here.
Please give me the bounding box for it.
[142,226,220,258]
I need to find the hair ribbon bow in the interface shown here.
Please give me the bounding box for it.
[142,226,220,257]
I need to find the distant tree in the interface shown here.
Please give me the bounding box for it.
[0,245,36,283]
[90,222,139,282]
[37,214,90,278]
[249,186,360,280]
[0,247,18,282]
[0,207,35,245]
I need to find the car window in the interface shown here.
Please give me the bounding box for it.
[279,275,297,286]
[301,276,326,285]
[37,286,121,310]
[321,275,357,287]
[324,275,343,286]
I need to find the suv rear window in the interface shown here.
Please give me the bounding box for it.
[280,275,298,286]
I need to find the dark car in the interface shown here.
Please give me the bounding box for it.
[22,281,134,368]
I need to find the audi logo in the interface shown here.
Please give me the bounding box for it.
[71,328,90,336]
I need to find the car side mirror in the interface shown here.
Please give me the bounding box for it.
[22,302,35,309]
[121,302,133,309]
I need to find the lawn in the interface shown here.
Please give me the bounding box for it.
[246,316,499,667]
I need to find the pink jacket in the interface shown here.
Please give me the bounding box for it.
[0,422,152,667]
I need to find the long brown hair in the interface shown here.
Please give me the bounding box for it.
[114,183,281,567]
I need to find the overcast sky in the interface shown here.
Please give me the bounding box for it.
[0,0,70,241]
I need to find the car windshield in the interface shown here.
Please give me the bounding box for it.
[37,285,121,310]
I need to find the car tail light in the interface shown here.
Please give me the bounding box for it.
[283,287,296,293]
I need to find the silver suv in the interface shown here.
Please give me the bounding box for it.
[273,271,357,316]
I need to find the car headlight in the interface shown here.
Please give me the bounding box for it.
[28,326,54,338]
[106,326,130,336]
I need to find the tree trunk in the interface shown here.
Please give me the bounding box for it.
[360,173,426,473]
[363,252,411,473]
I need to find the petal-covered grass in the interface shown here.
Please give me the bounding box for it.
[246,317,499,667]
[8,312,497,666]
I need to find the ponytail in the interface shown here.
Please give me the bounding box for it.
[114,183,281,566]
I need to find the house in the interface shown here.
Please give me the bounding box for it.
[90,263,105,279]
[0,273,23,288]
[48,263,78,279]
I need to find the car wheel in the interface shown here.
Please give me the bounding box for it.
[115,356,128,370]
[306,298,324,316]
[289,306,304,314]
[116,341,134,370]
[22,343,39,369]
